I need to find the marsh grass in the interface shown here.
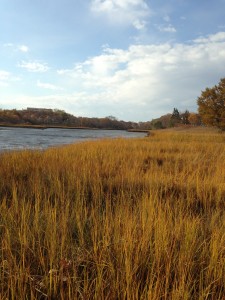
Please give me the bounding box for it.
[0,129,225,299]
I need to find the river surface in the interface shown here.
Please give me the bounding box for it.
[0,127,147,151]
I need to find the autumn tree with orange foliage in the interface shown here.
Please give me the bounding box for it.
[197,78,225,130]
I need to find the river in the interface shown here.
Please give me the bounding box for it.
[0,127,147,151]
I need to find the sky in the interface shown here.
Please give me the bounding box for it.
[0,0,225,121]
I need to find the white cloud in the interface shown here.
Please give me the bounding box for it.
[0,70,10,81]
[18,45,29,52]
[163,15,170,22]
[0,70,21,87]
[3,43,14,48]
[194,31,225,43]
[91,0,150,29]
[4,43,29,52]
[18,61,49,72]
[56,32,225,121]
[37,80,62,90]
[158,24,177,33]
[133,19,147,30]
[91,0,149,13]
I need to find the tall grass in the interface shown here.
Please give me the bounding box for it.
[0,129,225,299]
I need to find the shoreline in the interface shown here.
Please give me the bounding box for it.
[0,123,97,130]
[0,123,150,133]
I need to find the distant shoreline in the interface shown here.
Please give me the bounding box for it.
[0,123,96,130]
[0,123,150,133]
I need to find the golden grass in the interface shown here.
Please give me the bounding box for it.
[0,129,225,299]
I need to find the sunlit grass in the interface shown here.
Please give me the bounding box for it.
[0,129,225,299]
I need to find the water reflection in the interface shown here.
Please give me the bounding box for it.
[0,127,147,151]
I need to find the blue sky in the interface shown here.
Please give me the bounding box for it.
[1,0,225,121]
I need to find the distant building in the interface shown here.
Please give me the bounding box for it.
[27,107,53,112]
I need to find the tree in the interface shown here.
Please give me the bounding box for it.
[106,115,117,121]
[197,78,225,130]
[170,108,181,127]
[189,113,202,126]
[181,110,190,125]
[153,120,164,129]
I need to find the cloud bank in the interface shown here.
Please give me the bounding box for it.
[91,0,151,29]
[18,61,49,73]
[55,32,225,121]
[3,32,225,121]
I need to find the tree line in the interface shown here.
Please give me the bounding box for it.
[1,77,224,130]
[0,107,202,130]
[0,109,141,130]
[151,77,225,130]
[150,110,202,129]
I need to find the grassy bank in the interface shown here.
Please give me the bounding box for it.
[0,129,225,299]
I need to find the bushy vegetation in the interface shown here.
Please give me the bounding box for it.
[197,77,225,131]
[0,129,225,299]
[0,107,202,131]
[0,109,140,130]
[150,110,202,129]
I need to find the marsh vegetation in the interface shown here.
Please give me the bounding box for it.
[0,128,225,299]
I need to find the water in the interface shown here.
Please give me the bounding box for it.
[0,127,147,151]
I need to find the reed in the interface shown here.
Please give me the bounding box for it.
[0,129,224,299]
